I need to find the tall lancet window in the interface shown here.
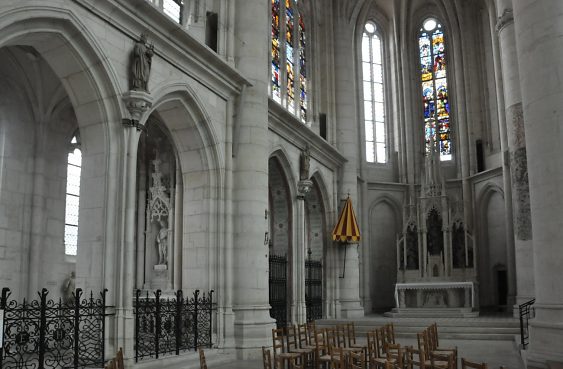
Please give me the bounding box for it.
[271,0,308,122]
[65,134,82,256]
[419,18,451,160]
[362,21,386,163]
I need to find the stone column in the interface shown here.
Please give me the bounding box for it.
[294,180,313,324]
[231,0,274,358]
[496,5,533,314]
[333,13,363,319]
[512,0,563,364]
[117,91,152,362]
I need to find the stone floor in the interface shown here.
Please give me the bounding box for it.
[212,338,525,368]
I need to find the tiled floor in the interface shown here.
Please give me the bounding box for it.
[212,338,525,368]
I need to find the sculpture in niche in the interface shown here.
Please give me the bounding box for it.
[452,220,465,268]
[299,145,311,180]
[131,33,154,92]
[406,224,419,270]
[62,271,76,304]
[426,208,443,255]
[156,220,168,265]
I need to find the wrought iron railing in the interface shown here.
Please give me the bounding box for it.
[268,254,288,328]
[305,259,322,322]
[519,298,535,349]
[0,288,109,369]
[134,289,215,361]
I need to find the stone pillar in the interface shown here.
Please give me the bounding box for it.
[294,180,313,324]
[333,14,363,319]
[231,0,274,358]
[512,0,563,364]
[117,91,152,363]
[495,6,533,314]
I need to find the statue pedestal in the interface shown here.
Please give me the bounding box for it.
[151,264,169,290]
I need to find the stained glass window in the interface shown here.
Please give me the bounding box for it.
[419,18,451,160]
[361,21,386,163]
[65,134,81,256]
[270,0,307,122]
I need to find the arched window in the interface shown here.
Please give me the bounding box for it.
[64,134,81,256]
[271,0,308,122]
[419,18,451,160]
[361,21,386,163]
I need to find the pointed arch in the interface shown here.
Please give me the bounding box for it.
[0,9,123,297]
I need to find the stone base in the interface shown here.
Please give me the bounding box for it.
[384,307,479,318]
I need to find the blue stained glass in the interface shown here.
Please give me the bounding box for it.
[424,101,435,119]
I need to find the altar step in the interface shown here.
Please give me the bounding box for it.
[384,308,479,318]
[318,315,521,341]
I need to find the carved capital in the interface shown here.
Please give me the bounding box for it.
[122,90,153,128]
[496,8,514,33]
[297,179,313,198]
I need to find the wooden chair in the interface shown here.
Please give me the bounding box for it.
[312,328,330,369]
[429,352,454,369]
[298,323,315,350]
[263,347,274,369]
[385,323,396,345]
[273,327,303,369]
[348,348,366,369]
[367,330,393,369]
[428,324,457,369]
[346,322,365,349]
[199,348,208,369]
[287,325,315,368]
[385,344,404,369]
[405,346,424,369]
[417,333,451,369]
[329,346,346,369]
[461,358,488,369]
[335,324,348,349]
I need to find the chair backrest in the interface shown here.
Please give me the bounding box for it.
[367,330,378,360]
[461,358,488,369]
[262,346,273,369]
[307,321,317,346]
[272,327,288,358]
[335,324,348,348]
[286,325,299,351]
[347,322,358,346]
[199,348,208,369]
[375,327,387,357]
[313,328,328,357]
[385,323,396,345]
[348,348,366,369]
[428,323,438,351]
[325,328,337,349]
[297,323,309,348]
[417,331,430,354]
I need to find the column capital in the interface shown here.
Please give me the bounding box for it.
[122,91,153,129]
[496,8,514,33]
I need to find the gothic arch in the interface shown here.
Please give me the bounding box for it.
[148,85,224,292]
[0,9,123,298]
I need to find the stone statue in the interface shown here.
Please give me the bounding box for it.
[131,33,154,92]
[299,145,310,180]
[62,271,75,304]
[156,220,168,265]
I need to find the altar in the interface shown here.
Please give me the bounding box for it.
[385,148,479,318]
[394,281,474,309]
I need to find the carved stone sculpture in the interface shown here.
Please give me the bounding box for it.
[131,33,154,92]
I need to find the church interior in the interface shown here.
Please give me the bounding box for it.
[0,0,562,368]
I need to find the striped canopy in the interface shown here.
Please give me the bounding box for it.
[331,196,361,243]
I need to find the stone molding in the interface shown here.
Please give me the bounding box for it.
[496,8,514,33]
